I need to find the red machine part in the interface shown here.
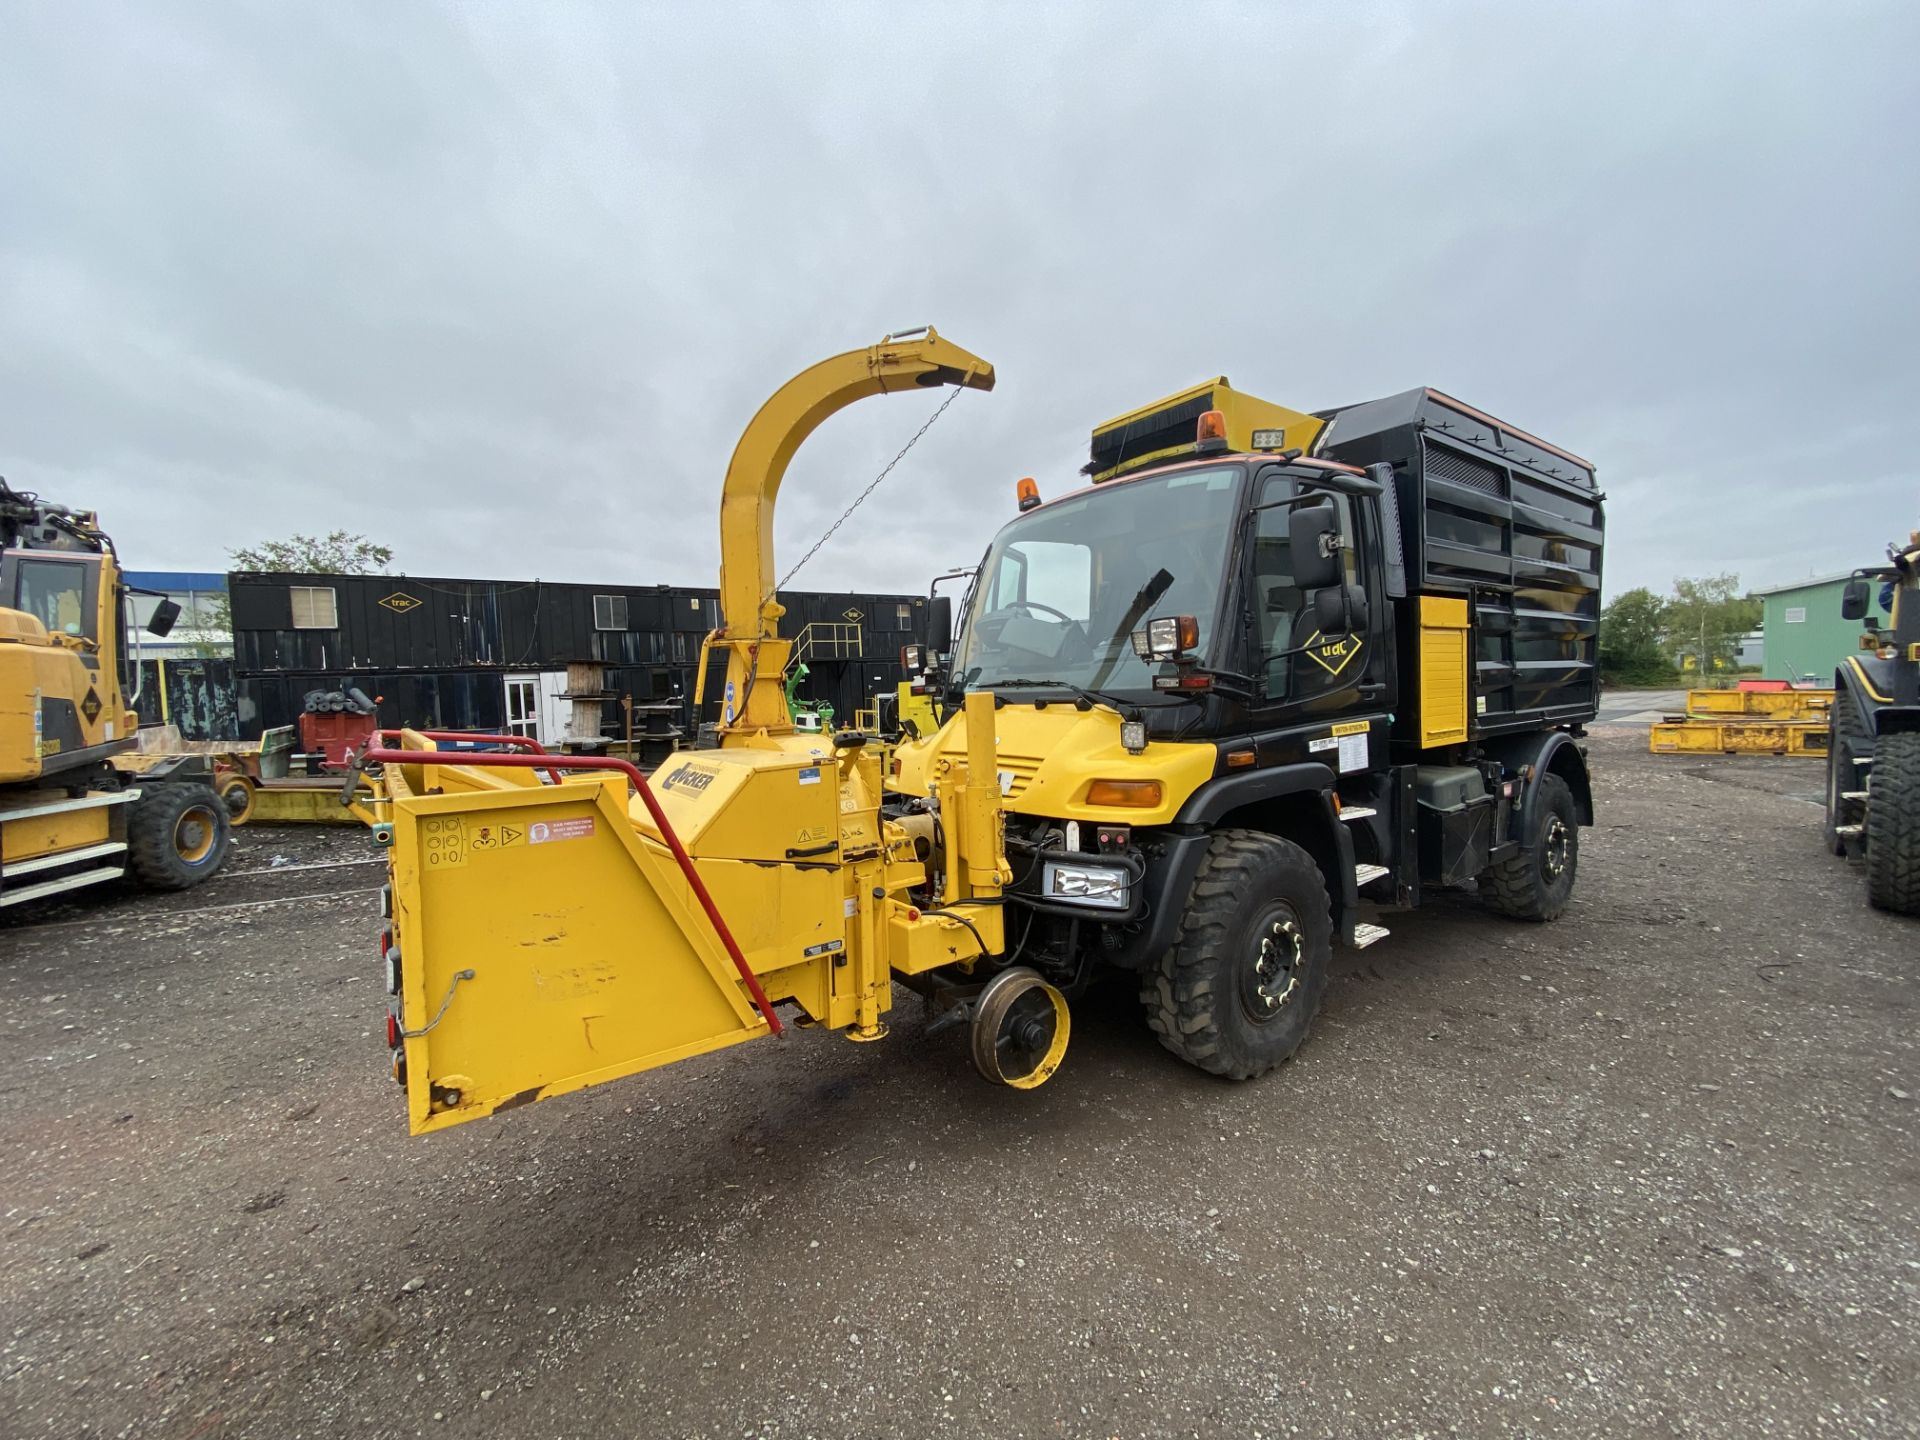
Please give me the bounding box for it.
[300,710,380,769]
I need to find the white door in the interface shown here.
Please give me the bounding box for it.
[504,675,539,738]
[537,671,569,745]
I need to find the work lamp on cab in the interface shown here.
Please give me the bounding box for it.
[1132,615,1199,660]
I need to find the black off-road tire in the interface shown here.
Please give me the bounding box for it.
[1139,829,1332,1081]
[127,782,230,892]
[1481,772,1578,922]
[1825,690,1866,857]
[1864,731,1920,915]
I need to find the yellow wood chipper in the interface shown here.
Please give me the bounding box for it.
[359,331,1605,1134]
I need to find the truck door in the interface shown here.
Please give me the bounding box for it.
[1243,474,1389,720]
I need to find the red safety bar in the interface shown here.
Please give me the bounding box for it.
[371,729,565,783]
[361,745,783,1035]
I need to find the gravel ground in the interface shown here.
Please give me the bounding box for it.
[1,732,1915,1439]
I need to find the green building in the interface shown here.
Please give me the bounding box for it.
[1750,573,1891,683]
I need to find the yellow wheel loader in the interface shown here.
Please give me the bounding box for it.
[358,334,1603,1134]
[1,479,231,907]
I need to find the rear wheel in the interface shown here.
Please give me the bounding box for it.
[127,782,230,891]
[1825,690,1866,856]
[1864,731,1920,915]
[1482,772,1578,921]
[1140,829,1332,1080]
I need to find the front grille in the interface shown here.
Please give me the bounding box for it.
[994,753,1042,799]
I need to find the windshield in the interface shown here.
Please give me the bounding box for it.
[955,465,1243,691]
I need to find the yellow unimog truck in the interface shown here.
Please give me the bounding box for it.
[357,334,1602,1134]
[1,478,230,907]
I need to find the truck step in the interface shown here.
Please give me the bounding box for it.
[1353,863,1391,887]
[1,841,128,879]
[1854,756,1874,766]
[1834,823,1865,837]
[0,865,125,908]
[1841,790,1869,802]
[1337,806,1378,821]
[1351,921,1391,949]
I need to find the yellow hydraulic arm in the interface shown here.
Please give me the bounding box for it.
[704,326,994,737]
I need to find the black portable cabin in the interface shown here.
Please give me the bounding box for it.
[226,572,925,739]
[1314,387,1603,744]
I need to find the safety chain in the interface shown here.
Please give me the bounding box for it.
[399,967,476,1039]
[769,376,973,602]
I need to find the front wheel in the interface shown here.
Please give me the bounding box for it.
[1864,731,1920,915]
[127,782,231,892]
[1481,772,1578,921]
[1139,829,1332,1080]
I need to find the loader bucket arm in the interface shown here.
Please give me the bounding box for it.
[713,326,993,736]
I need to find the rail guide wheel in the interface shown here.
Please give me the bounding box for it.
[969,966,1070,1089]
[216,772,257,826]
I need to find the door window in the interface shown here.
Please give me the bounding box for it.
[14,558,91,639]
[504,678,538,738]
[1251,480,1364,704]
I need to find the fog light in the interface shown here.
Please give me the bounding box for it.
[1120,720,1147,755]
[1042,860,1130,910]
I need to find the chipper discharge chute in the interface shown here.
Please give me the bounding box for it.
[357,330,1056,1134]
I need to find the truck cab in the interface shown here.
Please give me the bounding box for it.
[894,381,1603,1078]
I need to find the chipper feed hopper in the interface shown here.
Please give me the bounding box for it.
[357,330,1048,1134]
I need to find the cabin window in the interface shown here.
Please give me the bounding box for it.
[290,585,338,629]
[594,594,629,631]
[14,559,90,638]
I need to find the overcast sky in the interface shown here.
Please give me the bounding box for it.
[3,2,1915,602]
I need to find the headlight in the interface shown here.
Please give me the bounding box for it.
[1042,860,1131,910]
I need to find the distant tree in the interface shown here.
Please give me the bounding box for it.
[231,531,395,575]
[1664,573,1760,685]
[183,531,397,658]
[1598,586,1673,686]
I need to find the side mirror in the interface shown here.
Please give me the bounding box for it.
[1313,583,1368,634]
[146,598,182,637]
[1840,577,1871,621]
[927,594,953,655]
[1289,500,1341,591]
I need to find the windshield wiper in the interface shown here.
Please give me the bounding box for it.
[979,677,1188,713]
[1087,567,1174,692]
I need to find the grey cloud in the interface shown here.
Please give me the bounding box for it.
[3,1,1915,600]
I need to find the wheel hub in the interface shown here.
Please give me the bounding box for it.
[1244,910,1302,1021]
[174,807,217,865]
[1543,816,1569,878]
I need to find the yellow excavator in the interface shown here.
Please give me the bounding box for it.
[360,329,1602,1133]
[1,479,231,907]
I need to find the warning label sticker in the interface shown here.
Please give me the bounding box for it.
[529,817,595,845]
[421,817,467,869]
[464,820,529,851]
